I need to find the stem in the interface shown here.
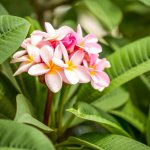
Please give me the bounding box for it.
[61,114,75,135]
[58,84,70,130]
[44,89,53,125]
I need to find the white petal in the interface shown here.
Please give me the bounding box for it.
[31,35,43,46]
[28,63,50,76]
[74,67,90,83]
[77,24,83,38]
[45,22,56,36]
[60,42,69,62]
[52,58,67,68]
[70,50,85,65]
[13,50,27,59]
[54,45,62,59]
[40,45,54,66]
[45,72,62,93]
[11,55,29,63]
[64,69,79,84]
[13,62,33,76]
[91,81,105,91]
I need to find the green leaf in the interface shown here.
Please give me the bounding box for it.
[146,108,150,146]
[0,15,30,64]
[92,87,129,111]
[66,133,150,150]
[138,0,150,7]
[110,100,146,133]
[15,94,53,133]
[105,36,150,92]
[0,4,8,15]
[84,0,122,31]
[0,119,55,150]
[67,102,129,137]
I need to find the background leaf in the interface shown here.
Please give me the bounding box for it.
[0,15,30,64]
[0,119,55,150]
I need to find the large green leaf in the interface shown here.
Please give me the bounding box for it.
[110,100,146,133]
[92,87,129,111]
[0,15,30,64]
[105,36,150,92]
[84,0,122,31]
[0,4,8,15]
[0,119,55,150]
[66,133,150,150]
[67,102,129,137]
[15,94,53,133]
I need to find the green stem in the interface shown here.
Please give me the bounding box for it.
[44,89,53,125]
[58,84,70,130]
[61,114,75,134]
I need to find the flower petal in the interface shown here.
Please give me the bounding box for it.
[31,35,43,46]
[85,43,102,54]
[13,62,33,76]
[45,71,62,93]
[52,58,67,68]
[74,66,90,83]
[45,22,56,36]
[64,69,79,84]
[77,24,83,38]
[27,44,40,62]
[12,50,27,59]
[28,63,50,76]
[11,55,30,63]
[40,45,54,66]
[84,34,98,43]
[91,81,105,91]
[60,42,69,62]
[96,58,111,71]
[70,50,85,65]
[54,45,62,59]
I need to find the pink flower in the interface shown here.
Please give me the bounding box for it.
[52,43,90,84]
[75,24,102,54]
[11,44,41,76]
[28,45,63,93]
[11,22,110,93]
[83,54,110,91]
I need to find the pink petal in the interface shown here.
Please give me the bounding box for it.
[52,58,67,68]
[12,50,27,59]
[11,55,30,63]
[31,35,43,46]
[64,69,79,84]
[21,38,31,48]
[27,44,40,62]
[40,45,54,66]
[45,71,62,93]
[13,62,33,76]
[54,45,62,59]
[32,30,49,38]
[85,43,102,54]
[96,58,111,71]
[77,24,83,38]
[60,42,69,62]
[89,54,98,66]
[91,81,105,91]
[57,26,73,40]
[28,63,50,76]
[74,66,90,83]
[45,22,56,36]
[84,34,98,43]
[70,50,85,65]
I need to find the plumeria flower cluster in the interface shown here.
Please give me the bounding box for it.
[11,23,110,93]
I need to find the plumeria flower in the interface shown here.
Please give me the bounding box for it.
[28,45,63,93]
[52,43,90,84]
[11,44,41,76]
[83,54,110,91]
[75,24,102,54]
[11,22,110,93]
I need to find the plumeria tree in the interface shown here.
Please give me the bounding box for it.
[0,0,150,150]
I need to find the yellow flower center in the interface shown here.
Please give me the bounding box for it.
[89,65,96,75]
[67,61,76,71]
[49,61,61,74]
